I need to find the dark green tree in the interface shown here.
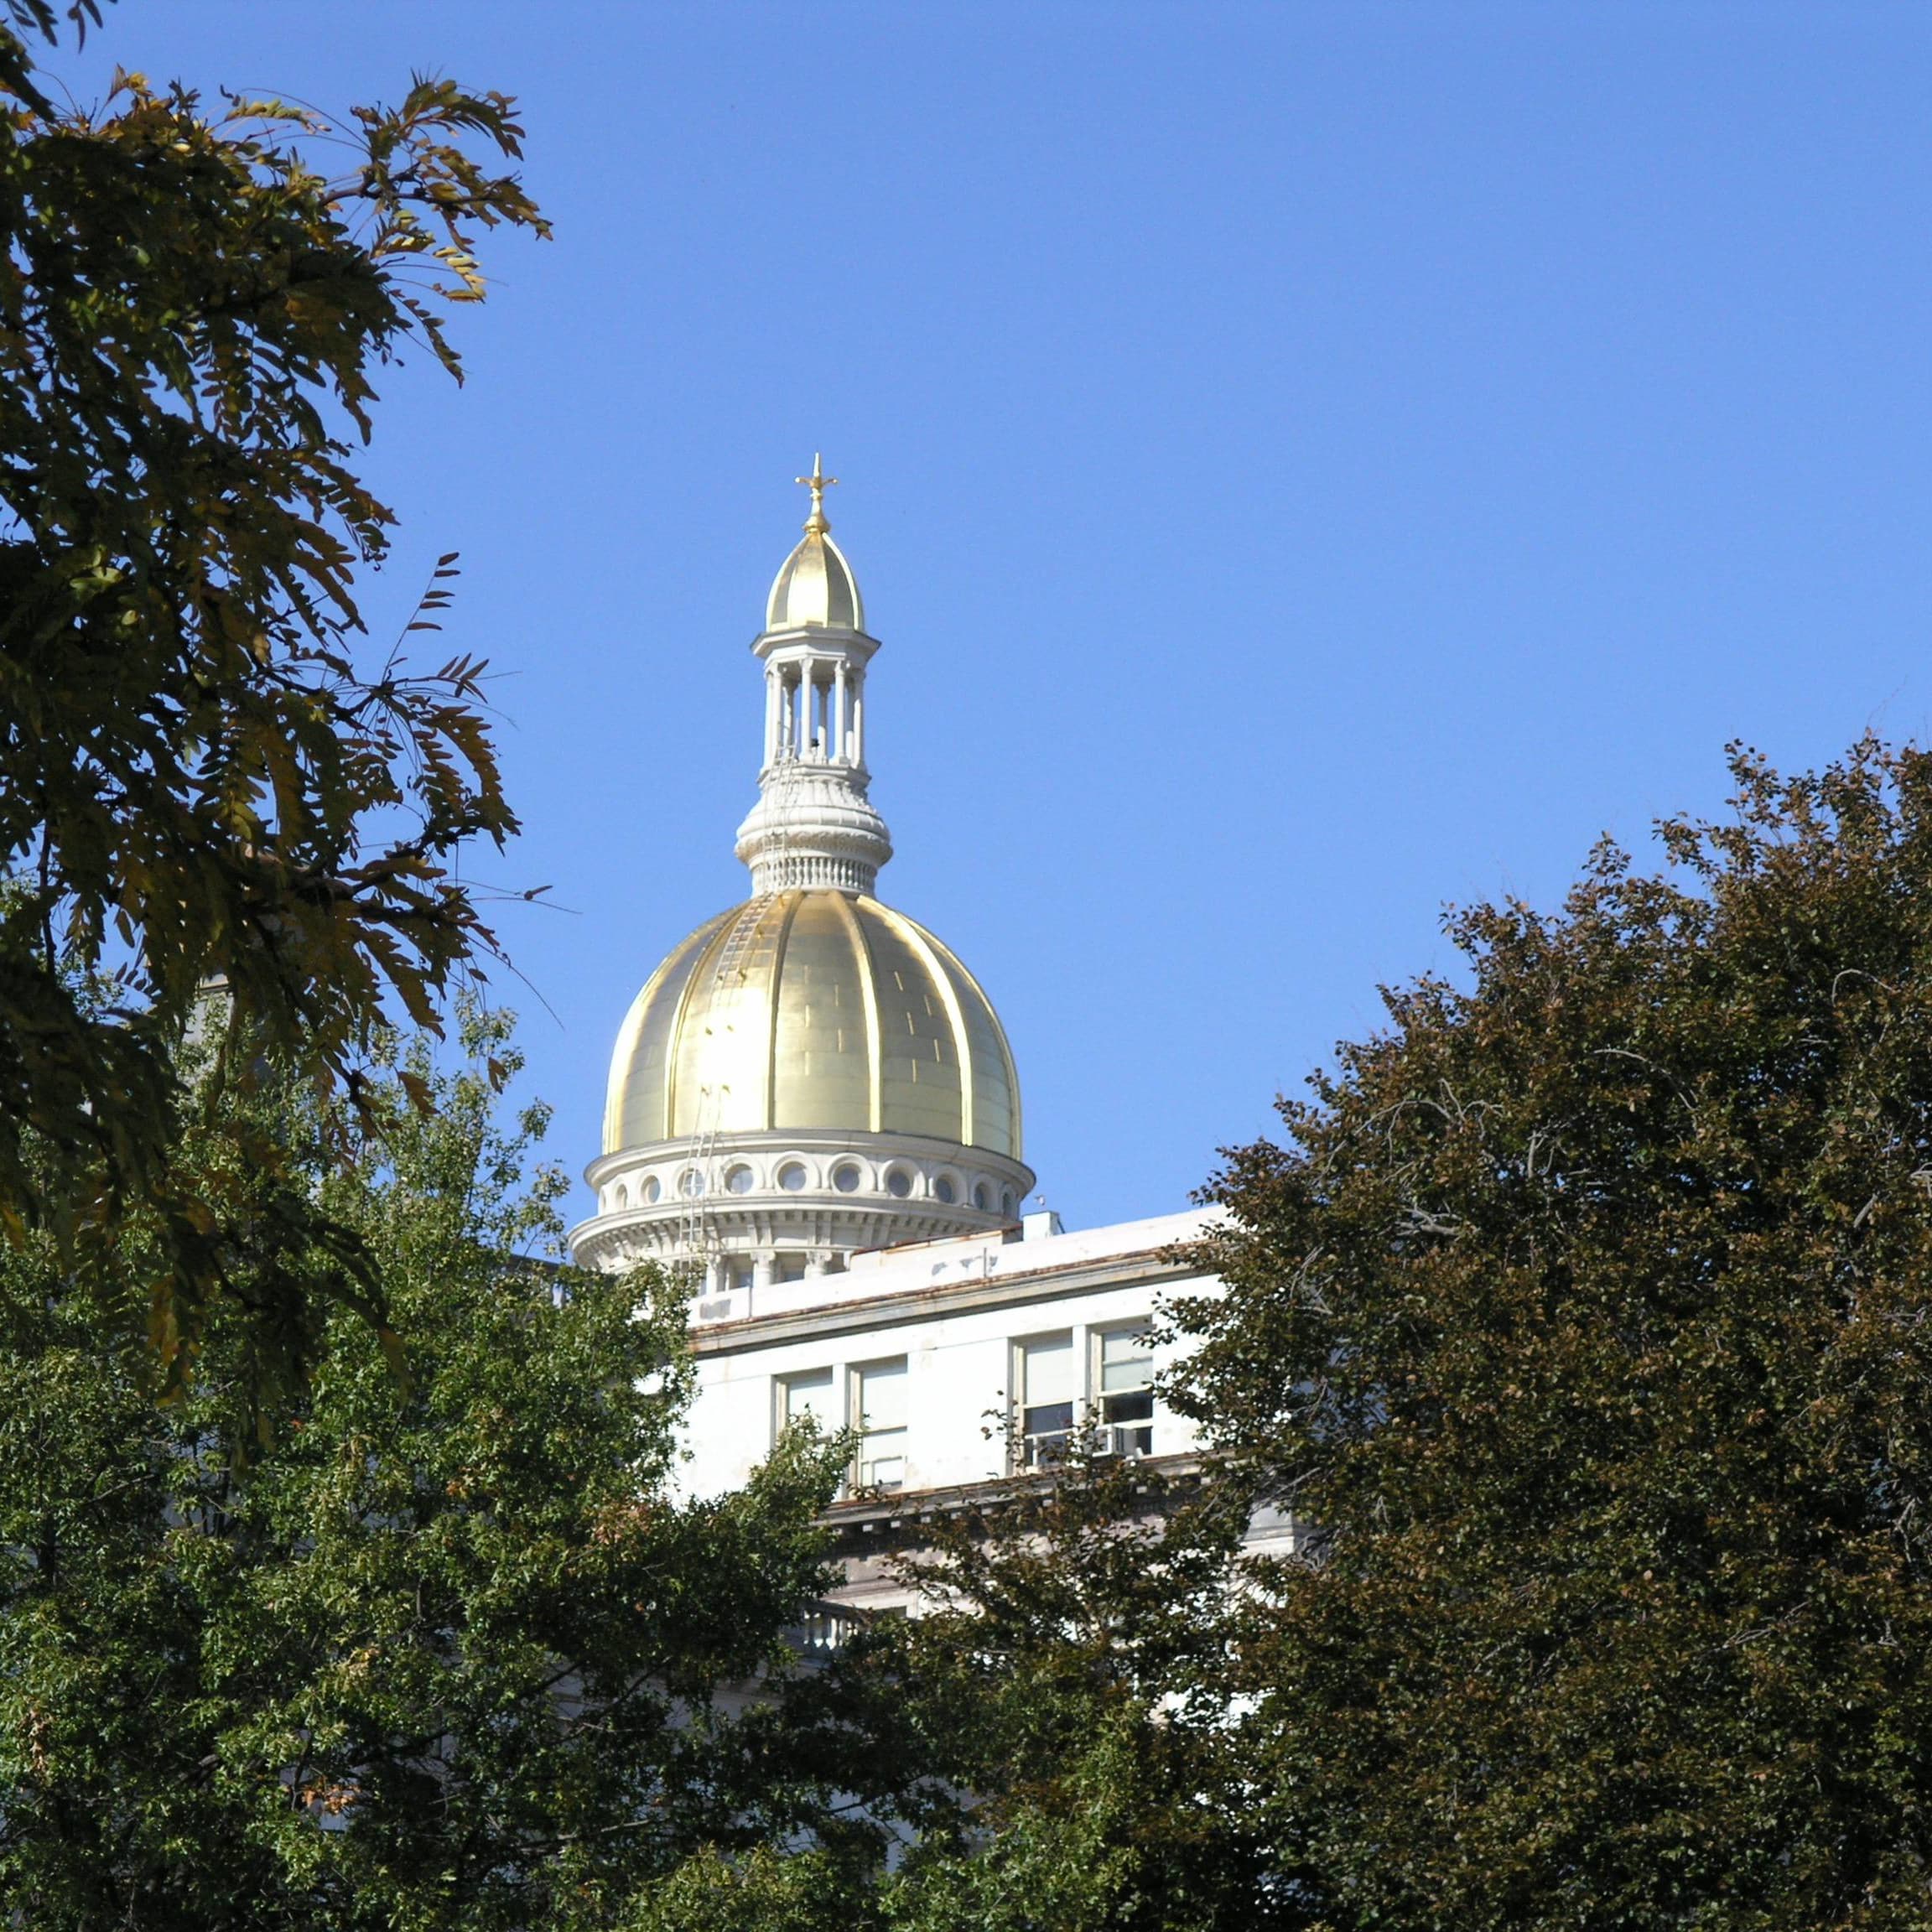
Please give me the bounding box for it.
[0,0,548,1383]
[1180,738,1932,1929]
[595,1446,1271,1932]
[0,1015,900,1930]
[867,1450,1272,1932]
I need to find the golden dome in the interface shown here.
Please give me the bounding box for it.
[764,454,866,632]
[766,528,865,632]
[604,891,1021,1158]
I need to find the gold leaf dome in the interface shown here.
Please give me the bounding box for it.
[765,527,865,633]
[764,453,866,632]
[604,890,1021,1159]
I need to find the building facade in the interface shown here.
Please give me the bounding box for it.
[567,466,1250,1608]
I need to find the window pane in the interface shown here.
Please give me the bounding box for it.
[1020,1334,1073,1405]
[855,1358,908,1493]
[856,1359,907,1431]
[1098,1329,1154,1455]
[781,1368,835,1432]
[1022,1400,1075,1436]
[1018,1334,1076,1467]
[1099,1328,1152,1393]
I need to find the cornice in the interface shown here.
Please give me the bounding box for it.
[689,1239,1207,1356]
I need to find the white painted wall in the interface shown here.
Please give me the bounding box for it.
[677,1209,1223,1499]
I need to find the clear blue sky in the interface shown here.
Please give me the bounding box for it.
[64,3,1932,1233]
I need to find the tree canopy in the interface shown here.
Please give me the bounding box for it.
[0,0,547,1387]
[869,1452,1270,1932]
[1178,739,1932,1929]
[0,1013,907,1930]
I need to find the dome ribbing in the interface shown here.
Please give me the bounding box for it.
[604,890,1021,1161]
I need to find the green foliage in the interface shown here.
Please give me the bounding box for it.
[0,3,548,1387]
[1182,738,1932,1929]
[0,1015,880,1929]
[618,1846,865,1932]
[865,1448,1275,1932]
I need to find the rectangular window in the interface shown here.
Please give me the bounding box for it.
[776,1367,836,1443]
[853,1358,908,1492]
[1096,1327,1154,1457]
[1017,1332,1075,1468]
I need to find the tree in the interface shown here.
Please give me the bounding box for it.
[593,1445,1274,1932]
[0,1014,902,1930]
[0,0,548,1384]
[1178,739,1932,1929]
[867,1450,1275,1932]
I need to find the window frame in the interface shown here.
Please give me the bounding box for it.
[774,1365,836,1447]
[1091,1322,1155,1458]
[848,1353,910,1493]
[1011,1328,1078,1470]
[1008,1320,1157,1471]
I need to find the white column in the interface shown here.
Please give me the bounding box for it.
[851,683,865,767]
[764,667,778,766]
[833,659,847,762]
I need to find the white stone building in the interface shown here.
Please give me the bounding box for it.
[568,464,1246,1610]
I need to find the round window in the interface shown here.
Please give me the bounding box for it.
[724,1165,754,1195]
[613,1182,629,1209]
[973,1182,989,1211]
[641,1175,662,1205]
[933,1175,957,1205]
[833,1162,863,1193]
[679,1168,705,1199]
[886,1168,912,1199]
[777,1161,808,1192]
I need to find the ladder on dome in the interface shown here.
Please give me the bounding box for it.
[679,892,774,1278]
[679,742,823,1284]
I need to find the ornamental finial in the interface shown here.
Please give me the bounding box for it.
[795,452,838,534]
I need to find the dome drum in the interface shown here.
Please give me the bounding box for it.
[573,1130,1034,1291]
[735,766,891,897]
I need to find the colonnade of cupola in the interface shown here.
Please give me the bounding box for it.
[763,647,865,771]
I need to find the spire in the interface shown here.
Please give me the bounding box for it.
[797,453,838,535]
[736,465,891,896]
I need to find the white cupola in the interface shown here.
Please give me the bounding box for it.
[733,455,893,896]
